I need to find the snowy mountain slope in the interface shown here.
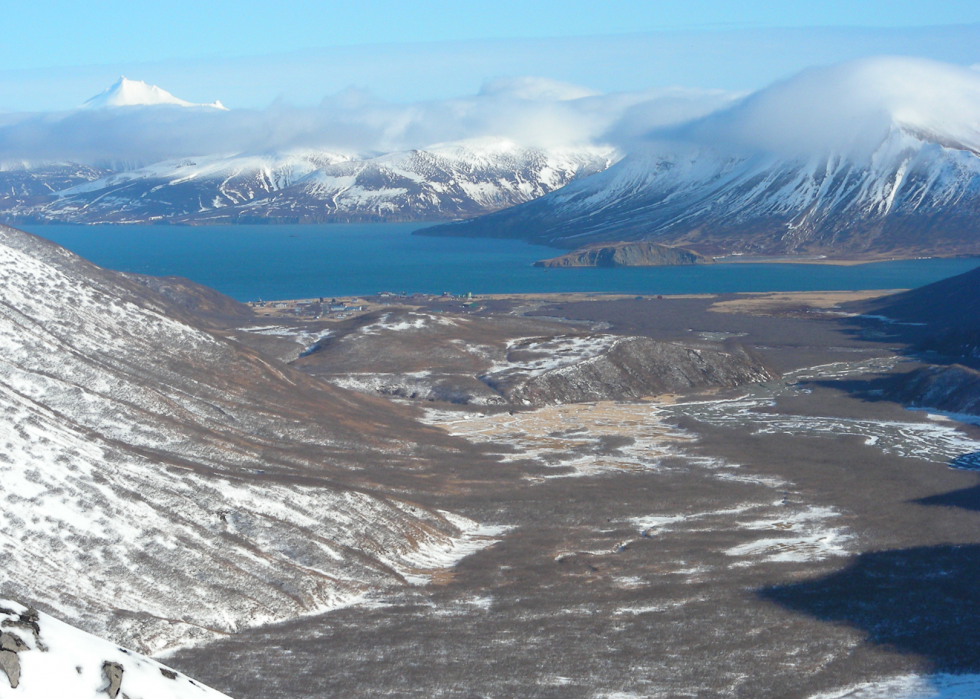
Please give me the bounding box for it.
[81,77,226,110]
[426,58,980,258]
[0,600,230,697]
[27,150,352,222]
[0,163,111,200]
[5,140,612,224]
[0,224,501,654]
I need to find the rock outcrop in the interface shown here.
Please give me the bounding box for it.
[483,336,774,405]
[534,241,714,268]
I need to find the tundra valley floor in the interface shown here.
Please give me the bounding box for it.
[159,287,980,699]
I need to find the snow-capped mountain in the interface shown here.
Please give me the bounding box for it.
[0,224,499,654]
[427,58,980,258]
[81,76,227,110]
[2,139,612,224]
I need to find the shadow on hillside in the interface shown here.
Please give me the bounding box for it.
[804,366,980,426]
[914,461,980,511]
[759,544,980,672]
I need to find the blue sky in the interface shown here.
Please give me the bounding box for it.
[2,2,979,111]
[4,0,980,70]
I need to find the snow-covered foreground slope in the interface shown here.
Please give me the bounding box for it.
[0,224,501,654]
[432,58,980,258]
[4,140,612,224]
[0,600,230,697]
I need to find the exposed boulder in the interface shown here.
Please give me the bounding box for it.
[0,649,20,688]
[101,661,124,699]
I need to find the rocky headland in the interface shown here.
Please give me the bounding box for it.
[533,241,714,268]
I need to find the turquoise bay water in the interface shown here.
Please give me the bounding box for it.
[22,223,980,302]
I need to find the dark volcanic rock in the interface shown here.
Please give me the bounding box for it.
[295,309,773,407]
[534,241,714,268]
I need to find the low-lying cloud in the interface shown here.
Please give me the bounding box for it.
[0,77,736,167]
[4,56,979,170]
[657,56,980,160]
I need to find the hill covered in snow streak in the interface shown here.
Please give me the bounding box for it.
[427,58,980,258]
[0,224,501,655]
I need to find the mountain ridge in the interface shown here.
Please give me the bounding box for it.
[0,141,613,225]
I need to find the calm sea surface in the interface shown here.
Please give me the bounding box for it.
[21,223,980,302]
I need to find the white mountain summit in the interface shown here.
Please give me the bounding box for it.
[81,76,227,110]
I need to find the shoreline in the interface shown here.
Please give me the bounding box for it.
[248,289,903,320]
[714,254,980,266]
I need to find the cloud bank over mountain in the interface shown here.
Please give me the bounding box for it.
[0,77,736,166]
[666,56,980,159]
